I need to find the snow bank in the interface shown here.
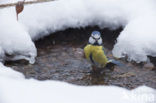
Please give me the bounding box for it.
[0,9,37,64]
[0,0,156,62]
[0,62,24,79]
[0,63,155,103]
[20,0,128,40]
[113,14,156,62]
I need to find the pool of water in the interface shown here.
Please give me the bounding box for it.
[6,27,156,89]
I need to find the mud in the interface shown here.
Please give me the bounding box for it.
[6,26,156,89]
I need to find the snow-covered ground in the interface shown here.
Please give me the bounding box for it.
[0,63,155,103]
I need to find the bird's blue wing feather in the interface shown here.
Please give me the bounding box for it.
[102,47,106,54]
[108,59,124,67]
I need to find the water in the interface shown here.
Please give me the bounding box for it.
[5,27,156,89]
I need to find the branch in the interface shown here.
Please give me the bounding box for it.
[0,0,56,8]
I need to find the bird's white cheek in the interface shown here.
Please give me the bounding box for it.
[98,38,102,45]
[89,37,95,44]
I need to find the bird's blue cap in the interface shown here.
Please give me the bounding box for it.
[92,31,101,36]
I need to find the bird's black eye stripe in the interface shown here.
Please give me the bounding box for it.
[91,36,100,40]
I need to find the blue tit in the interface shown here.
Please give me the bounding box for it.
[84,31,110,69]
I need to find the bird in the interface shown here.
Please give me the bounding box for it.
[84,31,109,71]
[84,31,122,72]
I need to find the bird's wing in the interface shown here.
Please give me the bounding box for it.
[93,46,108,67]
[84,45,91,60]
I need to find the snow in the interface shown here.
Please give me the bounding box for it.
[0,1,156,103]
[0,9,37,64]
[0,0,156,63]
[0,62,24,79]
[0,63,155,103]
[113,14,156,62]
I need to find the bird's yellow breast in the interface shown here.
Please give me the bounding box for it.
[84,44,108,67]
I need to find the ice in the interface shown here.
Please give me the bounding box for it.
[0,63,155,103]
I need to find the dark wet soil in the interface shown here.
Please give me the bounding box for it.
[6,26,156,89]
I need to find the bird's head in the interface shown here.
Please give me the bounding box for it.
[89,31,102,45]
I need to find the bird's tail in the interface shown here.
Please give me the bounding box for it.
[108,59,124,67]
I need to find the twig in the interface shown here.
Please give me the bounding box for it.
[0,0,56,8]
